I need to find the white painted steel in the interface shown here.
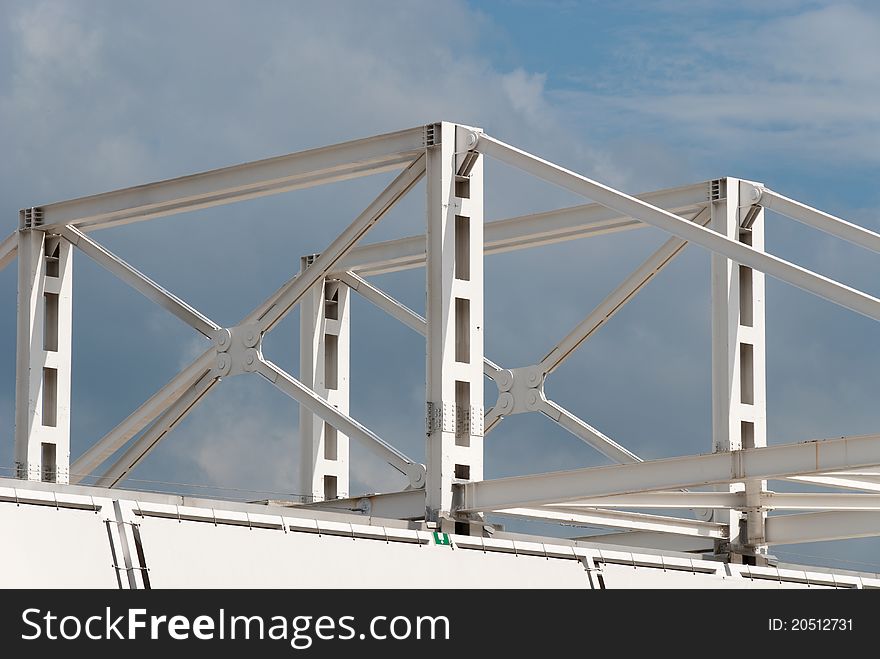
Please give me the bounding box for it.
[788,475,880,492]
[477,135,880,323]
[710,179,767,553]
[70,350,216,481]
[257,358,425,487]
[99,373,218,487]
[339,271,503,380]
[299,270,350,502]
[760,187,880,255]
[539,208,708,375]
[538,398,641,464]
[498,507,727,538]
[335,183,710,276]
[551,492,741,509]
[456,433,880,512]
[10,122,880,565]
[0,231,16,273]
[250,155,426,333]
[62,227,220,338]
[765,511,880,545]
[425,123,485,522]
[36,126,428,232]
[15,231,73,484]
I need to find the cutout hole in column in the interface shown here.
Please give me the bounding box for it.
[455,380,470,447]
[43,292,59,352]
[455,297,470,363]
[44,237,60,278]
[324,283,339,320]
[323,475,338,501]
[41,443,56,483]
[740,343,754,404]
[741,421,755,449]
[42,367,57,427]
[455,176,470,199]
[324,334,338,390]
[454,463,470,480]
[324,423,338,460]
[455,215,470,281]
[739,266,753,327]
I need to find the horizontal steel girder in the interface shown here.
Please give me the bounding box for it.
[477,134,880,324]
[335,182,710,276]
[32,126,428,232]
[455,433,880,513]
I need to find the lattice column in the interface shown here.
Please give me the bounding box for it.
[425,122,484,529]
[299,256,350,503]
[710,178,768,562]
[15,218,73,484]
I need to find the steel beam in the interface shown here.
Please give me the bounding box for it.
[424,123,485,521]
[35,126,428,232]
[539,208,708,375]
[760,187,880,255]
[576,531,714,553]
[15,231,73,483]
[72,160,424,483]
[70,349,216,482]
[765,511,880,545]
[787,475,880,492]
[538,398,641,464]
[256,358,425,487]
[247,154,426,333]
[711,179,768,553]
[0,231,16,273]
[98,372,218,487]
[455,433,880,513]
[549,492,742,509]
[334,182,710,276]
[339,271,504,381]
[477,134,880,323]
[498,507,727,538]
[61,227,220,338]
[299,269,351,503]
[302,488,426,520]
[764,492,880,511]
[551,491,880,510]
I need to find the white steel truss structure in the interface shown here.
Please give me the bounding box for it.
[6,121,880,566]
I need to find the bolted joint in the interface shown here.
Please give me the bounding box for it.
[406,463,427,489]
[490,364,547,417]
[211,324,264,377]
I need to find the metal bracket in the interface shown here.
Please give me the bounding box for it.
[212,324,262,377]
[426,401,484,437]
[739,180,765,229]
[492,365,546,417]
[19,207,44,229]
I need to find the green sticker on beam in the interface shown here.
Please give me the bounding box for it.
[433,532,452,546]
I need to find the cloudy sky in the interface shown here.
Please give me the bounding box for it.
[1,0,879,571]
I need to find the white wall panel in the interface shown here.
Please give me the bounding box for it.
[136,516,591,589]
[0,501,118,588]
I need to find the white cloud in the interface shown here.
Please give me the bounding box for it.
[563,2,880,163]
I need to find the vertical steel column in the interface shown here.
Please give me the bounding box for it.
[425,122,484,527]
[710,179,768,562]
[14,222,73,484]
[298,256,350,502]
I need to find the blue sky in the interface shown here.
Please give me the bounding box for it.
[1,0,879,572]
